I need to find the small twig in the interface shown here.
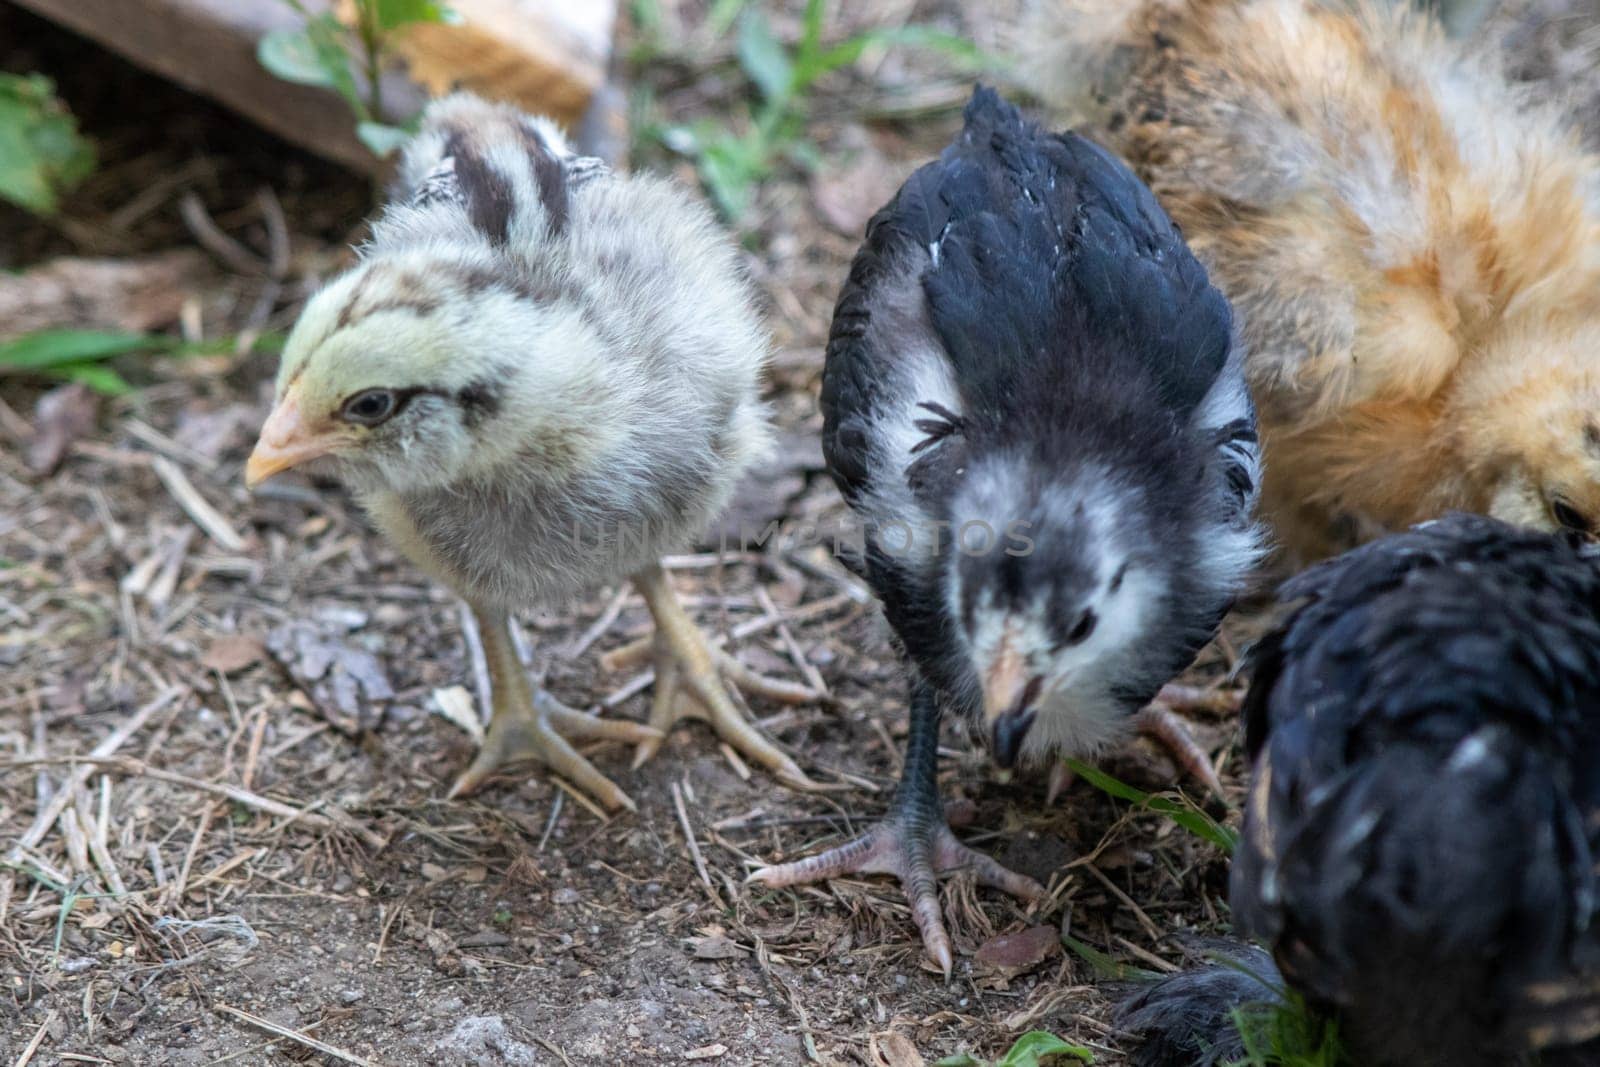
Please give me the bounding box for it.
[187,848,264,893]
[602,593,854,675]
[241,708,269,791]
[0,393,34,445]
[549,777,607,822]
[5,689,180,871]
[783,547,874,603]
[146,527,196,611]
[599,671,654,711]
[150,457,246,552]
[198,1038,287,1066]
[4,756,383,850]
[124,419,217,472]
[58,804,92,885]
[1114,934,1180,974]
[537,792,565,853]
[563,585,630,660]
[717,742,751,782]
[671,780,717,904]
[15,1008,55,1067]
[214,1004,382,1067]
[255,187,291,279]
[753,585,829,697]
[179,193,267,276]
[77,784,126,897]
[457,601,494,726]
[1084,863,1164,945]
[168,803,215,909]
[530,1036,576,1067]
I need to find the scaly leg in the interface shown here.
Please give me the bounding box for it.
[748,679,1044,977]
[1140,681,1241,797]
[625,563,825,791]
[1047,683,1236,803]
[448,604,659,812]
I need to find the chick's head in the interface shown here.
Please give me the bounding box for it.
[944,460,1152,767]
[247,254,595,496]
[1462,323,1600,539]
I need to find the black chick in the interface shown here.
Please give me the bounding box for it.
[750,87,1263,975]
[1120,513,1600,1067]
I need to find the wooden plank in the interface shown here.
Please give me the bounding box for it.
[397,0,614,123]
[11,0,379,172]
[11,0,616,174]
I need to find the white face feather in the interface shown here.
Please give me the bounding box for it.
[947,458,1157,757]
[276,250,626,495]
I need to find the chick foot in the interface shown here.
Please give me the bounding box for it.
[748,682,1045,977]
[619,564,827,791]
[449,605,660,813]
[1045,686,1232,804]
[1141,681,1241,797]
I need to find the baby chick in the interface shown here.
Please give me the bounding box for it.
[1120,514,1600,1067]
[246,93,822,812]
[1024,0,1600,560]
[750,89,1265,975]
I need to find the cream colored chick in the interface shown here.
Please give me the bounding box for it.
[246,93,822,811]
[1024,0,1600,561]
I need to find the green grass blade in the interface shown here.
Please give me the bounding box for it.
[737,8,794,105]
[0,329,164,372]
[1065,758,1238,852]
[56,362,133,396]
[704,0,748,40]
[802,26,994,86]
[996,1031,1094,1065]
[1062,935,1163,982]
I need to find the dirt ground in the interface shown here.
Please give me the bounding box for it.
[2,2,1596,1065]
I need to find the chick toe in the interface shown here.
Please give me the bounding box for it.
[627,564,827,791]
[1134,704,1225,799]
[449,688,655,814]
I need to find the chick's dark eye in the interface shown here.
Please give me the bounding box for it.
[1551,498,1592,534]
[1065,610,1097,646]
[341,389,398,427]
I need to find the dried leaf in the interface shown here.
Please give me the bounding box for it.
[267,621,395,734]
[974,926,1061,980]
[431,685,484,745]
[871,1032,928,1067]
[201,635,267,675]
[26,380,96,474]
[686,932,744,960]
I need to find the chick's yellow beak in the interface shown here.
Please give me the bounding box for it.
[245,388,339,488]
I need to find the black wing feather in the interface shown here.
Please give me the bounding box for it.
[1229,514,1600,1066]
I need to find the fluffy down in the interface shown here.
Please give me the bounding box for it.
[1022,0,1600,559]
[274,93,771,609]
[1121,514,1600,1067]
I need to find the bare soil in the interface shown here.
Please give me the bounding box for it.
[3,2,1594,1064]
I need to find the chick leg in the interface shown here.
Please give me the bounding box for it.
[448,605,659,812]
[1046,684,1235,804]
[748,680,1045,978]
[1140,682,1242,796]
[626,563,825,791]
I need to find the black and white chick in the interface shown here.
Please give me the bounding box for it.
[750,88,1265,975]
[1119,513,1600,1067]
[245,93,825,813]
